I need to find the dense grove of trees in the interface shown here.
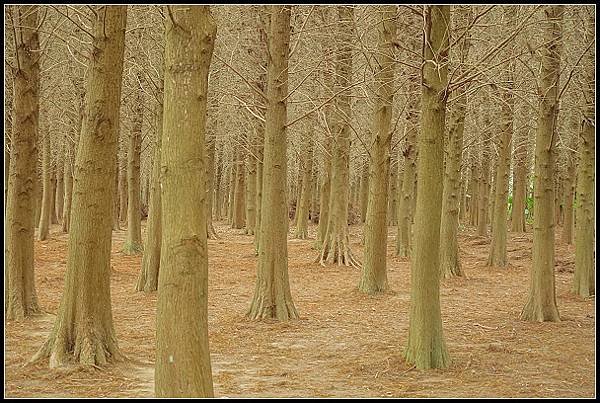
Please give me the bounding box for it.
[4,4,595,397]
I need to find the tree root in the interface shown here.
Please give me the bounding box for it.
[316,233,361,269]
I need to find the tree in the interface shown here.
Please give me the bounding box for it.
[520,5,564,322]
[122,87,144,254]
[317,6,360,268]
[31,5,127,367]
[439,5,472,278]
[5,5,42,320]
[359,5,397,294]
[404,5,450,370]
[572,9,595,298]
[155,5,216,397]
[38,130,52,240]
[247,5,298,321]
[137,95,163,292]
[487,6,518,268]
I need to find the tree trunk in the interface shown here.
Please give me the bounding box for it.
[245,138,257,236]
[38,130,52,240]
[206,129,218,239]
[572,12,595,298]
[31,5,127,367]
[55,149,64,223]
[231,147,246,229]
[295,134,313,239]
[396,93,418,257]
[359,5,396,294]
[404,5,450,370]
[359,161,369,223]
[62,142,74,233]
[317,6,360,269]
[137,96,163,293]
[439,5,472,278]
[561,132,576,244]
[5,5,41,321]
[511,126,528,232]
[476,141,490,237]
[488,7,517,267]
[247,5,298,321]
[123,93,143,254]
[520,6,563,322]
[155,5,216,397]
[118,158,128,222]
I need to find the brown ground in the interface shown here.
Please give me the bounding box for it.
[4,221,595,398]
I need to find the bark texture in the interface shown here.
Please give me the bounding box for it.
[155,5,216,397]
[404,5,450,370]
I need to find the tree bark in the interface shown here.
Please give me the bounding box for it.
[155,5,216,397]
[5,5,41,321]
[404,5,450,370]
[31,5,127,366]
[123,92,144,254]
[572,11,595,298]
[439,5,472,278]
[317,6,360,268]
[137,95,163,292]
[359,5,396,294]
[295,134,313,239]
[520,6,563,322]
[247,5,298,321]
[38,130,52,240]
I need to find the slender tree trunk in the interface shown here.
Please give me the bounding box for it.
[396,94,418,257]
[439,5,472,278]
[561,135,576,244]
[31,5,127,367]
[206,130,218,239]
[62,143,74,233]
[359,162,369,223]
[520,6,563,322]
[232,147,246,229]
[137,95,163,292]
[404,5,450,369]
[118,158,128,222]
[245,139,257,236]
[247,5,298,321]
[123,93,144,254]
[359,5,396,294]
[155,5,216,397]
[477,141,490,236]
[317,6,360,268]
[295,134,313,239]
[38,130,52,240]
[55,151,64,223]
[511,126,529,232]
[5,5,41,321]
[488,7,517,267]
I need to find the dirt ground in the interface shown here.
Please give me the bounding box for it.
[4,221,596,398]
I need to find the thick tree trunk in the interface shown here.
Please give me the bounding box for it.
[404,5,450,370]
[247,5,298,321]
[317,6,360,269]
[5,5,41,321]
[359,6,396,294]
[439,5,472,278]
[155,5,216,397]
[520,6,563,322]
[572,12,595,298]
[31,6,127,366]
[123,94,144,254]
[62,144,74,233]
[137,97,163,292]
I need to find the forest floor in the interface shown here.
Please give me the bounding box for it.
[4,221,596,398]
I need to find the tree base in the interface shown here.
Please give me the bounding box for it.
[30,328,125,368]
[440,259,463,279]
[519,300,560,322]
[247,294,299,321]
[5,301,41,321]
[317,234,361,269]
[357,278,387,295]
[403,342,450,370]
